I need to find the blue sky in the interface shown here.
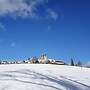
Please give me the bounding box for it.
[0,0,90,63]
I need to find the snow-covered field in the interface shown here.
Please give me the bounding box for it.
[0,64,90,90]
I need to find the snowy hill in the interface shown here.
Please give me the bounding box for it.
[0,64,90,90]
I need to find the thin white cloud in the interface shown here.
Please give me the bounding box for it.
[0,23,5,31]
[0,0,59,20]
[11,42,16,47]
[44,25,52,33]
[0,0,46,18]
[47,9,58,21]
[47,25,51,31]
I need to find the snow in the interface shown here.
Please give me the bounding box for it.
[0,64,90,90]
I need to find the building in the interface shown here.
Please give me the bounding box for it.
[39,54,49,64]
[28,56,39,64]
[51,60,65,65]
[1,61,8,64]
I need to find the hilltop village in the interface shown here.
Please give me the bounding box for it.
[0,54,65,65]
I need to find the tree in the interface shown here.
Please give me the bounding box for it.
[77,61,82,67]
[0,60,1,64]
[71,58,74,66]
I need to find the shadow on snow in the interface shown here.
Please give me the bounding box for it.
[0,69,90,90]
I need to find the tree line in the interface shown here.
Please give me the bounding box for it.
[70,58,82,67]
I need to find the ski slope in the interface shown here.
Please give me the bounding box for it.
[0,64,90,90]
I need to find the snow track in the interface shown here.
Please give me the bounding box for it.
[0,64,90,90]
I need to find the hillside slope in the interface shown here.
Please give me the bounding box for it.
[0,64,90,90]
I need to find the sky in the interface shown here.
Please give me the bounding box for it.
[0,0,90,63]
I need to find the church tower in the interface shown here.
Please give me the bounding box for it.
[39,54,48,64]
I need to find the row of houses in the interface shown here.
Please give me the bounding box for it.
[26,54,65,65]
[0,54,65,65]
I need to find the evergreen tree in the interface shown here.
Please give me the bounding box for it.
[0,60,1,64]
[71,58,74,66]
